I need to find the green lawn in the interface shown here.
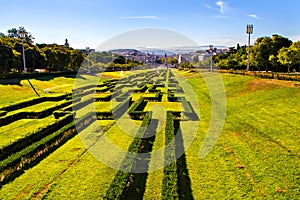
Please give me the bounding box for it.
[0,70,299,199]
[181,72,300,198]
[0,115,56,149]
[0,74,98,106]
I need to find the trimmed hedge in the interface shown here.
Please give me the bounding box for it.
[0,100,72,127]
[162,111,179,199]
[104,112,152,199]
[0,94,70,112]
[94,94,112,102]
[135,85,148,93]
[168,90,178,102]
[0,113,73,160]
[144,92,163,102]
[53,111,73,119]
[219,70,300,82]
[0,122,75,182]
[0,71,77,80]
[0,111,7,117]
[128,98,147,120]
[0,110,97,184]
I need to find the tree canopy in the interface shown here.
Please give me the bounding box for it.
[0,28,85,73]
[214,34,297,72]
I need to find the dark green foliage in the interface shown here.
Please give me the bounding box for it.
[104,112,152,199]
[214,34,296,72]
[0,114,73,160]
[0,121,75,179]
[162,111,179,199]
[0,94,70,112]
[0,100,72,126]
[128,98,147,120]
[0,111,7,117]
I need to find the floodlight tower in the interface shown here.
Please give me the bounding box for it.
[246,24,253,71]
[20,31,27,73]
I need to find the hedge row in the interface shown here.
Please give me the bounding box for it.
[162,111,179,199]
[219,70,300,82]
[0,100,72,127]
[94,94,112,102]
[0,122,75,183]
[168,90,178,102]
[0,113,73,160]
[135,85,148,93]
[0,71,77,80]
[128,98,147,120]
[104,112,152,199]
[0,93,70,112]
[64,98,93,113]
[0,111,7,117]
[112,97,132,119]
[0,110,97,184]
[144,92,163,102]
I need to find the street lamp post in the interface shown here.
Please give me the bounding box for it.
[209,45,213,72]
[86,47,90,73]
[20,31,27,73]
[246,24,253,71]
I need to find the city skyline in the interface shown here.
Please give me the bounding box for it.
[1,0,299,49]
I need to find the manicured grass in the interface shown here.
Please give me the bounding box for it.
[0,135,87,200]
[0,74,97,106]
[94,102,112,112]
[144,102,183,112]
[143,125,165,199]
[1,69,299,199]
[180,71,300,198]
[0,116,56,149]
[8,100,67,114]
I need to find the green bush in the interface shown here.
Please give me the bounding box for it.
[0,100,72,126]
[105,112,152,199]
[128,98,147,120]
[0,114,73,160]
[0,94,70,112]
[0,111,7,117]
[162,111,179,199]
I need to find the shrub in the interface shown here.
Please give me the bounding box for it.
[104,112,152,199]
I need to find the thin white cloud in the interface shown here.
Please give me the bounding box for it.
[216,0,226,14]
[205,1,232,19]
[248,14,262,19]
[120,16,160,20]
[205,4,218,11]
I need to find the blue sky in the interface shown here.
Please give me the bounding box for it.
[1,0,299,49]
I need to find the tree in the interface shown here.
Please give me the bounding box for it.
[113,55,126,64]
[252,37,272,71]
[278,41,300,72]
[7,27,34,43]
[252,35,292,72]
[167,57,178,65]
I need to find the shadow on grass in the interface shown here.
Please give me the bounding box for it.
[121,119,158,200]
[174,120,194,200]
[0,74,87,86]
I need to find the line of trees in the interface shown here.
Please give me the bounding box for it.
[0,27,85,73]
[213,34,300,72]
[86,52,143,72]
